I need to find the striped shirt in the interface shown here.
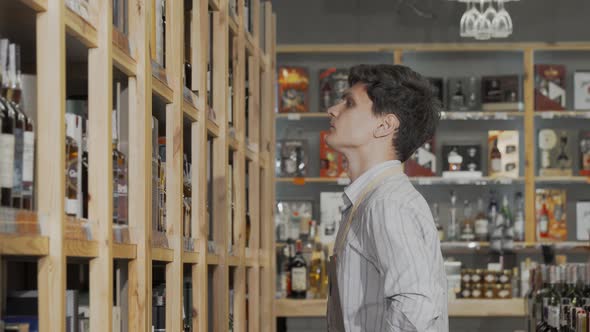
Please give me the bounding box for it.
[327,160,448,332]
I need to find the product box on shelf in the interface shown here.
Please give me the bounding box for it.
[405,138,436,177]
[319,131,347,178]
[275,200,313,242]
[535,64,566,111]
[488,130,519,178]
[535,188,567,242]
[441,144,483,178]
[320,192,346,246]
[427,77,444,106]
[447,77,479,111]
[278,66,309,113]
[537,129,575,177]
[275,139,309,177]
[580,130,590,176]
[574,71,590,110]
[576,201,590,241]
[319,68,349,112]
[481,75,523,111]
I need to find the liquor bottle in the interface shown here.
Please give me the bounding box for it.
[447,190,458,241]
[488,191,499,239]
[22,115,34,210]
[302,220,316,267]
[545,266,562,332]
[112,83,128,225]
[432,203,444,241]
[81,122,89,219]
[321,81,332,110]
[467,76,478,109]
[451,80,466,110]
[8,44,26,209]
[490,138,502,174]
[289,239,308,299]
[501,195,515,250]
[0,39,15,208]
[514,192,525,241]
[533,265,551,331]
[278,244,291,298]
[309,231,326,299]
[460,200,475,241]
[65,116,80,217]
[556,131,570,170]
[228,65,233,127]
[183,154,192,238]
[474,198,489,241]
[538,197,550,240]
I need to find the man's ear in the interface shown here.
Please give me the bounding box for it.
[374,114,399,138]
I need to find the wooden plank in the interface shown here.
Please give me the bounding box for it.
[227,255,241,266]
[274,299,328,317]
[64,6,98,48]
[37,1,67,330]
[113,45,137,77]
[164,0,185,330]
[87,0,114,329]
[248,267,260,332]
[152,74,174,103]
[127,0,153,330]
[233,266,247,332]
[207,118,221,137]
[251,0,260,46]
[524,49,536,243]
[19,0,48,12]
[64,239,99,258]
[275,112,329,119]
[0,235,49,256]
[229,15,239,35]
[393,49,403,64]
[183,99,199,121]
[209,0,221,11]
[207,253,221,265]
[152,247,174,262]
[113,243,137,260]
[183,250,199,264]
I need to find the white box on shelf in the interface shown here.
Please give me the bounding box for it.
[576,201,590,240]
[320,192,346,245]
[574,71,590,110]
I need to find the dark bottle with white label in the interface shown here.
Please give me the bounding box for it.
[289,239,308,299]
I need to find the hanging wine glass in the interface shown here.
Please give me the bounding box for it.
[474,0,493,40]
[461,1,480,37]
[492,0,513,37]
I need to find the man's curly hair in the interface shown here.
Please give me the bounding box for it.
[348,64,441,162]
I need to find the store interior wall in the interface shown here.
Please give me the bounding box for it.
[272,0,589,44]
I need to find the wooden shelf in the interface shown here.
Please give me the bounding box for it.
[536,176,589,184]
[227,255,240,266]
[206,253,221,265]
[440,111,523,120]
[207,118,220,137]
[152,74,174,104]
[275,112,329,120]
[410,176,524,186]
[152,247,174,262]
[276,177,351,185]
[440,241,590,254]
[183,99,199,121]
[535,110,590,119]
[64,7,98,48]
[183,250,199,264]
[19,0,47,11]
[113,243,137,260]
[112,45,136,77]
[65,239,98,258]
[274,298,526,318]
[0,235,49,256]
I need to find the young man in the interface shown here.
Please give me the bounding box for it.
[325,64,448,332]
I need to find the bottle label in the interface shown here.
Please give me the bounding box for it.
[549,305,560,328]
[0,134,16,188]
[474,218,488,237]
[291,266,307,292]
[491,158,502,173]
[12,127,23,196]
[22,131,34,183]
[280,273,287,297]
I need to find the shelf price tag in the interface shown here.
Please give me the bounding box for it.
[287,113,301,121]
[541,112,555,119]
[337,177,351,186]
[494,112,508,120]
[417,178,432,186]
[293,177,306,185]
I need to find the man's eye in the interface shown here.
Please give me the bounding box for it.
[345,99,352,107]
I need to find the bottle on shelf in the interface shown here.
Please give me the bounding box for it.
[474,197,489,242]
[490,138,502,175]
[514,192,525,242]
[183,154,192,239]
[432,202,444,242]
[289,239,308,299]
[451,80,466,110]
[447,190,458,241]
[501,195,515,250]
[278,244,291,298]
[538,196,550,240]
[65,115,80,218]
[112,85,128,226]
[0,39,16,208]
[460,200,475,242]
[308,229,326,299]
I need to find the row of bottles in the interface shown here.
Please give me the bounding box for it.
[277,221,328,299]
[0,39,35,212]
[433,190,525,247]
[527,262,590,331]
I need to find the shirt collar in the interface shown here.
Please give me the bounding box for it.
[343,160,401,209]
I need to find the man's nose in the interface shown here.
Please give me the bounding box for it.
[327,104,338,118]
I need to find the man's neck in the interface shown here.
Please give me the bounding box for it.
[344,147,397,182]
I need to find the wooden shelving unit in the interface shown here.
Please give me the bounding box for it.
[0,0,276,331]
[273,42,590,324]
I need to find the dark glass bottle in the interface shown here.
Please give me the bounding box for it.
[289,239,308,299]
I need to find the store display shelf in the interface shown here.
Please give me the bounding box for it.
[113,242,137,260]
[440,111,523,121]
[440,241,590,254]
[275,112,329,120]
[152,74,174,104]
[411,177,524,186]
[0,234,49,256]
[183,250,199,264]
[535,176,589,184]
[113,45,136,77]
[19,0,47,11]
[274,298,526,317]
[65,7,98,48]
[207,118,220,137]
[152,247,174,262]
[276,177,351,185]
[65,239,98,258]
[206,253,221,265]
[227,255,240,266]
[183,99,199,121]
[535,110,590,119]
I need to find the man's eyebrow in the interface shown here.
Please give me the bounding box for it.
[342,91,354,101]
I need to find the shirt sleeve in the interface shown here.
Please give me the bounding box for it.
[366,197,442,331]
